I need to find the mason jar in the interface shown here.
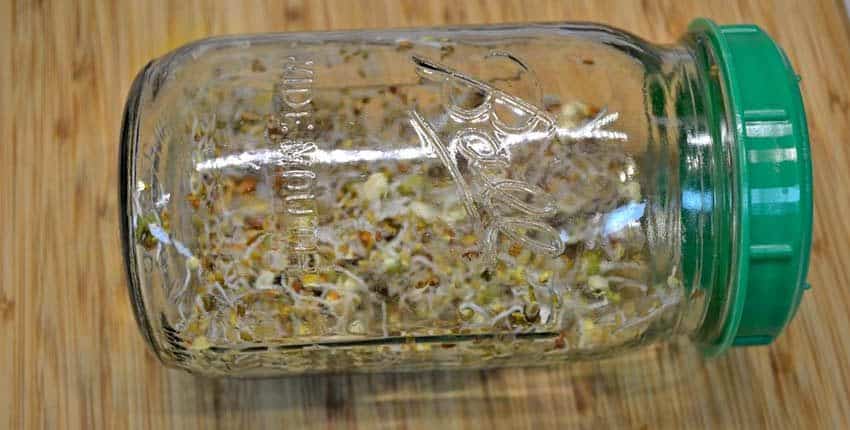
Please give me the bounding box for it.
[120,19,813,376]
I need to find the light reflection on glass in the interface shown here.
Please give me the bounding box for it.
[603,202,646,236]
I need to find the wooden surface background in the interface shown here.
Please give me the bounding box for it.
[2,0,850,428]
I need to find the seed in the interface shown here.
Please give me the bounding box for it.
[362,172,388,201]
[240,111,261,122]
[302,273,322,285]
[398,174,427,196]
[524,303,540,322]
[554,334,566,349]
[186,256,201,270]
[245,216,264,229]
[251,59,267,72]
[189,336,211,350]
[510,311,525,324]
[439,45,455,59]
[202,295,216,312]
[462,250,480,261]
[235,177,257,194]
[187,194,201,209]
[358,230,374,249]
[587,275,609,298]
[480,269,493,282]
[415,276,439,289]
[347,320,366,334]
[410,201,437,221]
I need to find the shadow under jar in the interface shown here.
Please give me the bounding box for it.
[120,20,813,376]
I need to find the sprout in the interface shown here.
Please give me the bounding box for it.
[587,275,610,298]
[619,181,642,202]
[135,213,160,250]
[410,201,438,221]
[523,303,541,322]
[189,336,211,350]
[167,81,682,370]
[361,172,388,201]
[186,256,201,270]
[397,174,427,196]
[255,270,276,289]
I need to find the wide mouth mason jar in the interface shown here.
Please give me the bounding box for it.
[120,19,813,376]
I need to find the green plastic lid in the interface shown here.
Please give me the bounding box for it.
[687,19,813,355]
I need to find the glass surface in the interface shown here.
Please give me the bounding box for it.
[123,24,703,375]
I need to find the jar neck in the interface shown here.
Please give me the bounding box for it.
[672,36,738,342]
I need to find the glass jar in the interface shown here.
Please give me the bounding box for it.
[120,19,813,376]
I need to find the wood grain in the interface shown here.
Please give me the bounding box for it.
[2,0,850,428]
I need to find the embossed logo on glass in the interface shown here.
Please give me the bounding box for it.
[408,53,626,259]
[267,56,320,272]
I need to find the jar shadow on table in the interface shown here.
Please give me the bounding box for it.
[152,341,712,418]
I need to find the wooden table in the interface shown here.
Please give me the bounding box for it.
[3,0,850,428]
